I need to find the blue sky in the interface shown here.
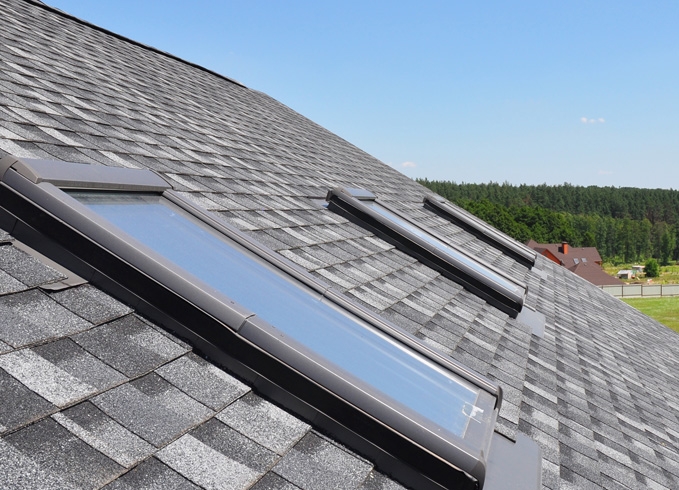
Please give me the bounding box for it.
[47,1,678,189]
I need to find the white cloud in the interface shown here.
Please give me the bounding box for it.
[401,161,417,168]
[581,117,606,124]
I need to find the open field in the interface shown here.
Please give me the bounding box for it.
[603,262,679,284]
[622,296,679,333]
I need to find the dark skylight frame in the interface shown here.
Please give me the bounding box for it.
[326,187,528,318]
[423,195,538,269]
[0,156,513,490]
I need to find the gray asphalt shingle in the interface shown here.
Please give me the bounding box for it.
[92,373,213,447]
[49,284,133,325]
[0,367,56,434]
[216,392,310,455]
[2,417,123,489]
[272,433,373,490]
[155,353,250,411]
[53,401,155,468]
[0,289,92,348]
[157,419,278,490]
[102,458,201,490]
[71,315,188,378]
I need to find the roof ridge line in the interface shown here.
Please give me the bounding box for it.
[24,0,247,89]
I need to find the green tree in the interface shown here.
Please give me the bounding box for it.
[645,258,660,278]
[582,231,597,247]
[660,227,676,265]
[416,179,679,262]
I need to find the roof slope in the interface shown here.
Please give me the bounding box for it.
[0,1,678,489]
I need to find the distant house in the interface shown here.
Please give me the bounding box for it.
[617,270,635,280]
[526,240,624,286]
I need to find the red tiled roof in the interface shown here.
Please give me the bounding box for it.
[526,240,621,286]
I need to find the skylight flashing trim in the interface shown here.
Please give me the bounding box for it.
[0,155,170,192]
[326,187,527,318]
[423,195,537,268]
[373,199,526,292]
[343,187,377,200]
[0,156,503,489]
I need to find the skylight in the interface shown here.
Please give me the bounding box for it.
[69,191,484,438]
[326,187,528,318]
[423,196,537,269]
[0,156,511,490]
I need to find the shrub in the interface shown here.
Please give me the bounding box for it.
[645,258,660,278]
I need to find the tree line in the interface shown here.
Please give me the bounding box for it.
[417,179,679,264]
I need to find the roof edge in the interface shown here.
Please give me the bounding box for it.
[26,0,247,89]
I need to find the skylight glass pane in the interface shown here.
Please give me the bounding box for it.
[70,191,481,437]
[364,201,523,295]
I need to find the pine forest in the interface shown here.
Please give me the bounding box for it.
[417,180,679,265]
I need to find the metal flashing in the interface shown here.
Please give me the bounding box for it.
[532,266,548,280]
[516,306,546,338]
[0,156,170,192]
[335,187,377,201]
[484,433,541,490]
[12,239,87,291]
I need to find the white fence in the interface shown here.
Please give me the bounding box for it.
[601,284,679,298]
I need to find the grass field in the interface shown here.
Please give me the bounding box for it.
[622,296,679,333]
[603,262,679,284]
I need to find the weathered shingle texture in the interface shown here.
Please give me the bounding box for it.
[0,1,678,489]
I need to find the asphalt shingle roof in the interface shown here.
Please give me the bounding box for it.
[0,1,678,489]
